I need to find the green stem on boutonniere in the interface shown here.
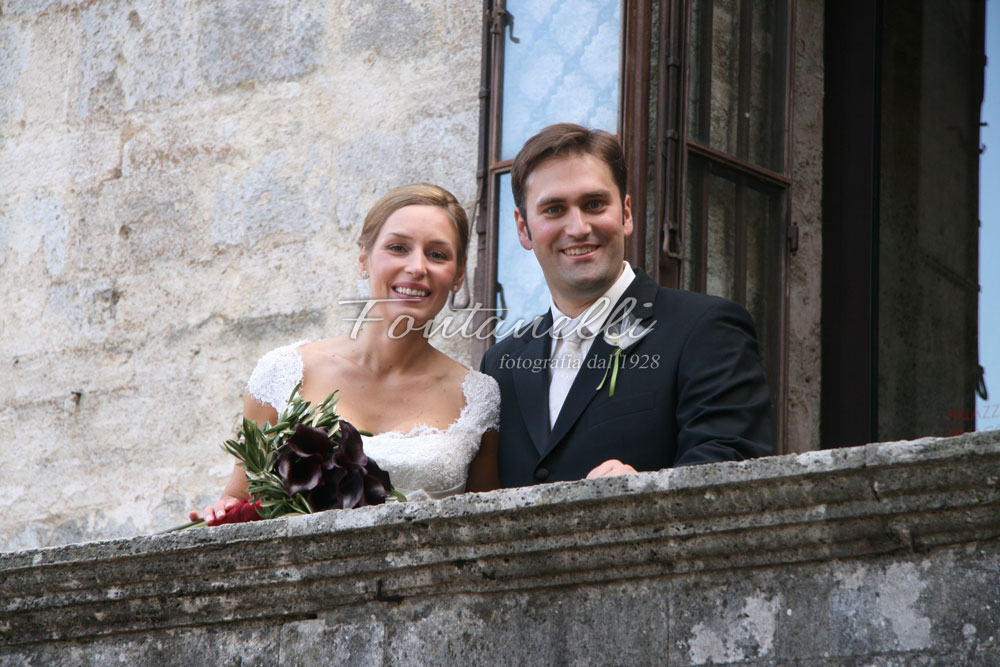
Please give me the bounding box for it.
[596,348,625,397]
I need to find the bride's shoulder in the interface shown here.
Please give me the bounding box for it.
[459,366,500,405]
[246,339,311,412]
[456,367,500,432]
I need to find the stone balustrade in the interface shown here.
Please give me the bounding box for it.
[2,431,999,665]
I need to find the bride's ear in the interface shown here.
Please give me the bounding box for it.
[357,245,369,277]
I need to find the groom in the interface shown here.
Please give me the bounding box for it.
[480,123,773,487]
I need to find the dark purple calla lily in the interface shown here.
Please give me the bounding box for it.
[363,471,388,504]
[334,421,367,468]
[287,424,334,458]
[338,469,365,509]
[278,450,324,496]
[276,418,394,511]
[364,459,391,494]
[306,465,345,510]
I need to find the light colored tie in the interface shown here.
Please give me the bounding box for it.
[549,329,586,430]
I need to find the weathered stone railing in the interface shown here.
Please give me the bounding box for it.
[2,432,999,665]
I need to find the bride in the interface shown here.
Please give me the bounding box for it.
[192,183,500,525]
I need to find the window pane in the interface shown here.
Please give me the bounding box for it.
[685,160,783,424]
[749,0,786,171]
[689,0,740,155]
[500,0,621,160]
[744,184,782,391]
[684,159,737,300]
[688,0,787,171]
[496,172,551,337]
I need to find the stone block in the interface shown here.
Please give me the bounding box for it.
[280,617,385,666]
[0,125,120,197]
[0,0,85,15]
[672,580,782,665]
[0,25,26,134]
[75,2,200,117]
[78,175,197,272]
[211,148,329,248]
[0,203,8,268]
[6,194,69,278]
[41,276,120,341]
[0,625,281,666]
[333,115,478,233]
[338,0,424,61]
[121,120,237,177]
[197,0,324,91]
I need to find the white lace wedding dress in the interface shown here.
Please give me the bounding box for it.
[245,342,500,501]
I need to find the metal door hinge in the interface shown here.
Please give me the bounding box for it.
[787,222,799,254]
[490,3,519,42]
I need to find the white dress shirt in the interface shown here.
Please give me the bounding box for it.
[548,262,636,429]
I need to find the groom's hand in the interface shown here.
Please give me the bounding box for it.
[585,459,638,478]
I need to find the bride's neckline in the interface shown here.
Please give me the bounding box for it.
[360,369,476,440]
[320,366,474,440]
[250,341,480,439]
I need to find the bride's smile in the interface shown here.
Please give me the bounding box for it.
[392,283,431,298]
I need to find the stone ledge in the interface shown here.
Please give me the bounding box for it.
[1,431,999,650]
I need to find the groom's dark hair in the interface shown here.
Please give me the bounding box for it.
[510,123,628,216]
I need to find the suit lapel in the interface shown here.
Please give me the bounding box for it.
[544,268,661,457]
[511,313,552,456]
[621,267,659,323]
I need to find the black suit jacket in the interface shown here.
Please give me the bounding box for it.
[480,267,773,488]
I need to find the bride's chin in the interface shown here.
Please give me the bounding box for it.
[378,306,445,334]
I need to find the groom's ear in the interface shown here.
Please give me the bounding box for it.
[514,208,533,250]
[622,194,634,238]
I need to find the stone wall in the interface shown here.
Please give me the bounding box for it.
[0,0,483,551]
[785,0,824,453]
[2,432,998,665]
[877,0,981,440]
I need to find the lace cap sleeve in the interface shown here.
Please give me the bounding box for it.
[462,369,501,432]
[245,341,309,413]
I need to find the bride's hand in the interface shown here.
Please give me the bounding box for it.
[189,394,272,525]
[189,496,243,526]
[191,452,254,525]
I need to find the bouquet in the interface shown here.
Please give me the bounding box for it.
[168,385,400,531]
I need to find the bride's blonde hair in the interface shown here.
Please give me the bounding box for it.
[358,183,470,265]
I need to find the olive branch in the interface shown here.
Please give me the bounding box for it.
[221,384,346,519]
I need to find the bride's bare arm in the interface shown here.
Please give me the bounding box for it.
[466,429,499,492]
[189,393,278,524]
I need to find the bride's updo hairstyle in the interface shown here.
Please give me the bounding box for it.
[358,183,470,265]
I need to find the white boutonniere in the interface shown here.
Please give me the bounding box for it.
[596,314,655,397]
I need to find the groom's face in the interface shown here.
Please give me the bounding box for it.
[514,153,633,316]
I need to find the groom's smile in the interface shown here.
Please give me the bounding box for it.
[561,244,599,257]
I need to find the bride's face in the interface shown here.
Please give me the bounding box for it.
[361,204,464,327]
